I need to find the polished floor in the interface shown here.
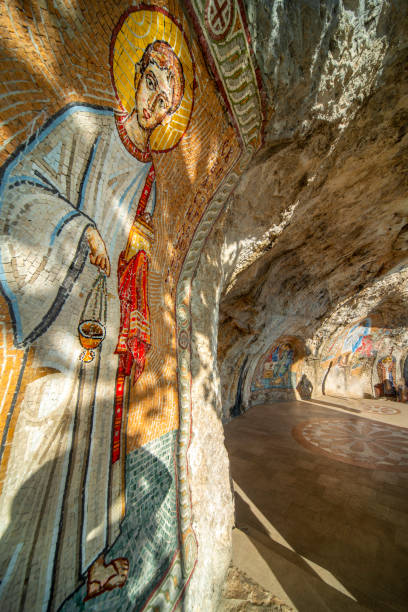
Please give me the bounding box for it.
[224,397,408,612]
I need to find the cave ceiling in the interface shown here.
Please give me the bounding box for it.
[216,0,408,365]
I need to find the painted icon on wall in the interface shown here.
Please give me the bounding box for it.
[252,343,296,390]
[341,318,371,355]
[377,353,397,396]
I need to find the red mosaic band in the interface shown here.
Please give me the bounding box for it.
[112,372,126,464]
[136,164,156,218]
[112,162,154,465]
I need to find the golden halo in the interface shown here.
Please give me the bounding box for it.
[110,6,194,153]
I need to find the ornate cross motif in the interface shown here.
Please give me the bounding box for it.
[205,0,234,41]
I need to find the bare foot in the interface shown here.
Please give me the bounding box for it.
[85,556,129,601]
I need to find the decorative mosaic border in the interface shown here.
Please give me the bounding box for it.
[184,0,265,150]
[171,103,256,612]
[140,173,242,604]
[172,151,252,598]
[148,2,266,607]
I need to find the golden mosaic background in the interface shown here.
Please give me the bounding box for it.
[0,0,240,467]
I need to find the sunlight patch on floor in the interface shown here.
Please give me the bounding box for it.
[233,481,357,602]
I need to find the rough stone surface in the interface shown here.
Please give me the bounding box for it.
[185,2,408,606]
[185,231,235,610]
[220,565,293,611]
[205,0,408,417]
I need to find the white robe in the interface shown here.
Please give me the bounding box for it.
[0,104,155,611]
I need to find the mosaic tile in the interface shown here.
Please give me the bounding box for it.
[61,431,179,611]
[293,418,408,471]
[363,405,401,416]
[0,1,262,609]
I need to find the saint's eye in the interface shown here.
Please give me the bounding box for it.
[146,75,155,90]
[158,97,166,109]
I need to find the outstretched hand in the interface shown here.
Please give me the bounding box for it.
[86,226,111,276]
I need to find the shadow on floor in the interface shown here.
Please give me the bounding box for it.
[225,400,408,612]
[233,492,368,612]
[306,398,362,414]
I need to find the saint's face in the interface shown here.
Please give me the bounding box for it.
[136,60,175,131]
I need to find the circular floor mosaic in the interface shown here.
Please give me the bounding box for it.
[292,418,408,470]
[363,405,401,416]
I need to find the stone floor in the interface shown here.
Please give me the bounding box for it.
[224,397,408,612]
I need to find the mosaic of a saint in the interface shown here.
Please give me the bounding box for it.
[0,6,193,611]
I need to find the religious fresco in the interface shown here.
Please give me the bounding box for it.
[251,338,305,398]
[320,316,391,371]
[252,344,296,391]
[0,0,266,609]
[319,315,405,399]
[377,353,397,396]
[321,317,374,366]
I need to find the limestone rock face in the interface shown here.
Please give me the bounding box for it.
[246,0,407,139]
[189,0,408,607]
[213,0,408,413]
[185,228,234,610]
[220,565,293,611]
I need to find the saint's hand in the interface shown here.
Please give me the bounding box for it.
[86,226,111,276]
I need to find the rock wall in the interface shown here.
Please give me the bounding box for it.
[245,304,408,407]
[208,0,408,419]
[0,0,407,609]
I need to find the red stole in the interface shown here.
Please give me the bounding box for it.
[115,250,150,380]
[112,164,155,464]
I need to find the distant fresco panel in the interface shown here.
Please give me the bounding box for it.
[319,315,406,399]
